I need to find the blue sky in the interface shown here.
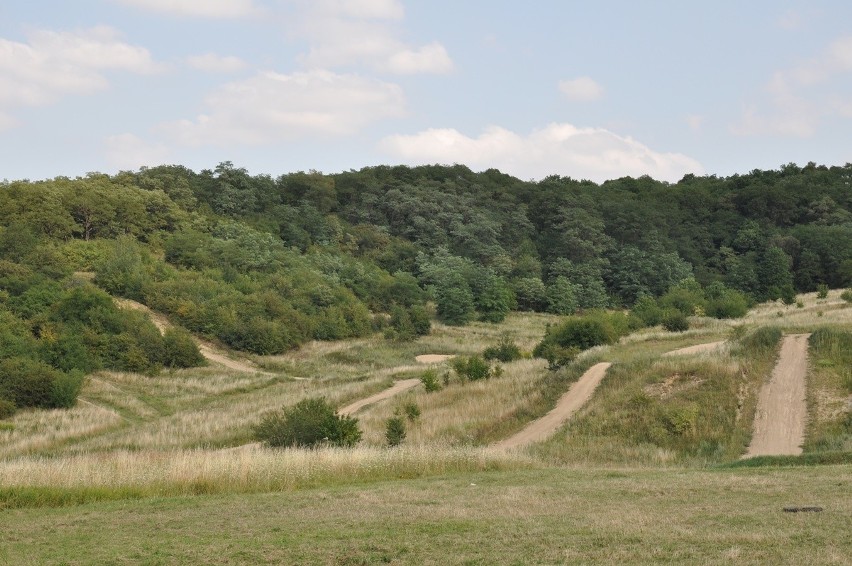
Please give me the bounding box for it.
[2,1,852,182]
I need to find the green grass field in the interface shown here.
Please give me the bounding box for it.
[2,466,850,565]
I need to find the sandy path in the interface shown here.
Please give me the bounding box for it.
[494,362,612,449]
[338,379,421,415]
[114,298,274,376]
[745,333,810,458]
[662,341,726,357]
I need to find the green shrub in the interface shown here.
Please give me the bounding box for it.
[160,327,204,368]
[705,288,750,319]
[252,397,362,448]
[841,289,852,303]
[0,398,16,419]
[816,283,829,299]
[387,305,431,341]
[631,295,663,327]
[661,309,689,332]
[403,402,420,422]
[420,370,441,392]
[482,334,522,362]
[385,416,406,446]
[452,355,493,381]
[533,311,627,363]
[0,357,60,409]
[50,371,84,409]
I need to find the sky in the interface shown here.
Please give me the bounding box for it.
[2,1,852,183]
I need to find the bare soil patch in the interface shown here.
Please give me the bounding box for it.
[338,379,421,416]
[494,362,612,449]
[745,333,810,457]
[662,341,726,357]
[644,373,705,400]
[415,354,456,364]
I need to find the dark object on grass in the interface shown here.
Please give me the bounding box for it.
[782,506,823,513]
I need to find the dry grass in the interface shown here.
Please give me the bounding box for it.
[356,359,550,446]
[0,445,534,496]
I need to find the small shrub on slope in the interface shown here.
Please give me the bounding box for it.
[253,397,362,448]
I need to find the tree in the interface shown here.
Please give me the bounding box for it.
[434,272,475,325]
[253,397,362,448]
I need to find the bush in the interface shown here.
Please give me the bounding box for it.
[631,295,663,327]
[816,283,829,299]
[385,416,406,446]
[50,371,84,409]
[403,402,420,421]
[0,357,60,409]
[160,327,204,368]
[420,370,441,392]
[841,289,852,303]
[253,397,362,448]
[533,312,626,361]
[482,334,522,362]
[452,355,494,381]
[661,309,689,332]
[0,398,16,419]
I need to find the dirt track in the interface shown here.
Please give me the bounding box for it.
[114,298,273,376]
[494,362,612,449]
[662,341,726,357]
[745,334,810,457]
[337,379,421,415]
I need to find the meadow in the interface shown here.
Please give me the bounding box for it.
[1,290,850,564]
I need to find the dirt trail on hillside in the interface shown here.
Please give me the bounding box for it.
[114,298,274,376]
[745,333,810,457]
[416,354,456,364]
[494,362,612,449]
[662,341,726,357]
[338,379,421,415]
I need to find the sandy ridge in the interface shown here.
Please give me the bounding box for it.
[662,341,726,357]
[745,333,810,457]
[494,362,612,449]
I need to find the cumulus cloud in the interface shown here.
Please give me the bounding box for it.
[0,26,161,110]
[186,53,247,73]
[558,77,604,102]
[293,0,453,74]
[160,69,405,146]
[732,35,852,137]
[381,123,703,183]
[105,133,170,170]
[113,0,259,18]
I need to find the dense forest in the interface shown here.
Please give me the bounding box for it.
[1,161,851,413]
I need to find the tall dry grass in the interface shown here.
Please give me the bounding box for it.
[0,445,535,508]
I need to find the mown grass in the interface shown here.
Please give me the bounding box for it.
[1,466,849,564]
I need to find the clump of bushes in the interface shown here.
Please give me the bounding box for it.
[841,289,852,303]
[385,416,406,446]
[533,310,630,369]
[385,305,431,341]
[661,309,689,332]
[420,370,441,392]
[452,355,502,381]
[482,334,522,362]
[253,397,362,448]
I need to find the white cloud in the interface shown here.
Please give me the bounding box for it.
[113,0,259,18]
[186,53,247,73]
[292,0,453,74]
[381,123,703,183]
[0,27,162,110]
[161,69,405,146]
[558,77,604,102]
[384,42,453,74]
[733,35,852,137]
[105,133,170,170]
